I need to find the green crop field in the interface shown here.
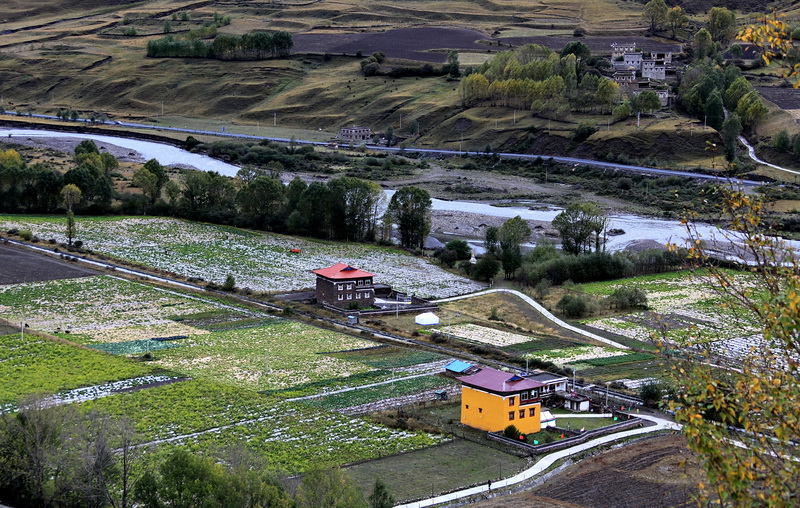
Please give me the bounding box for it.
[0,333,158,404]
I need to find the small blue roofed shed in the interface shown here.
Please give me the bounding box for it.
[445,359,475,374]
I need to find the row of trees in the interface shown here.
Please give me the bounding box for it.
[0,396,395,508]
[0,140,433,250]
[458,43,619,115]
[146,31,293,59]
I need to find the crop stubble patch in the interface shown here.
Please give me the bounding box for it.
[0,244,98,285]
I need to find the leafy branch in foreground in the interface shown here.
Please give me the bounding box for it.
[668,187,800,506]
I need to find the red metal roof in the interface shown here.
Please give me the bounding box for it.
[457,367,544,393]
[311,262,374,280]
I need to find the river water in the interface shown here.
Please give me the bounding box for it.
[0,127,775,254]
[0,128,240,176]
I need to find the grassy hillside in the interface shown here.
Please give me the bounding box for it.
[0,0,797,179]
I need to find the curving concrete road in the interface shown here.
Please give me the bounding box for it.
[395,413,682,508]
[435,288,630,350]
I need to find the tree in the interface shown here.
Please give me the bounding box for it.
[222,274,236,291]
[736,90,768,128]
[720,112,742,161]
[693,28,714,61]
[472,254,500,282]
[132,167,159,205]
[704,89,725,131]
[738,11,798,86]
[61,184,82,247]
[388,186,431,249]
[368,478,394,508]
[773,129,791,151]
[706,7,737,45]
[236,176,285,230]
[446,50,460,77]
[484,226,500,256]
[668,188,800,505]
[595,78,619,113]
[636,91,661,114]
[445,239,471,260]
[666,6,687,39]
[551,203,608,255]
[643,0,668,34]
[498,216,531,279]
[295,467,367,508]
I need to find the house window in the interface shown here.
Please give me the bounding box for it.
[347,284,353,290]
[338,284,343,291]
[529,408,536,417]
[356,293,361,299]
[337,295,343,301]
[508,411,515,421]
[357,280,363,286]
[521,390,529,400]
[465,405,469,409]
[478,408,482,413]
[509,397,515,407]
[519,409,525,419]
[347,294,352,300]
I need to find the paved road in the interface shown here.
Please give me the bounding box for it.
[0,111,763,186]
[395,413,682,508]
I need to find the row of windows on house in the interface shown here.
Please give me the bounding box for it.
[337,280,371,291]
[337,291,372,301]
[510,388,554,405]
[464,404,537,420]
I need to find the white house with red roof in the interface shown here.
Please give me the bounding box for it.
[311,262,375,309]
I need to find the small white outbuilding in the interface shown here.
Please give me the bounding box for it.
[415,312,440,326]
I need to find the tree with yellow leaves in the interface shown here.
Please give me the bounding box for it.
[738,11,800,87]
[668,187,800,505]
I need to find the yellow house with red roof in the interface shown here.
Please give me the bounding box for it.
[457,366,544,434]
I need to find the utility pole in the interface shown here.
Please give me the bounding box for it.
[273,112,277,127]
[161,100,164,116]
[513,110,516,125]
[399,113,402,130]
[264,352,270,388]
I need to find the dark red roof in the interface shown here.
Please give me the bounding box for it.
[311,262,374,280]
[457,367,544,393]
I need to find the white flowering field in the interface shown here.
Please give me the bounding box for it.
[0,275,233,343]
[527,346,628,366]
[0,216,484,298]
[436,323,533,347]
[578,270,761,352]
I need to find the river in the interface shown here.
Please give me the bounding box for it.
[0,127,779,254]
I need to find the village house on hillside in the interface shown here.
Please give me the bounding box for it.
[337,126,373,143]
[610,42,676,106]
[312,262,375,309]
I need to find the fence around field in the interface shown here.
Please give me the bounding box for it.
[488,416,645,455]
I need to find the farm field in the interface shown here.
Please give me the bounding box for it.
[0,248,461,483]
[577,270,762,359]
[471,435,702,508]
[0,332,159,406]
[81,379,447,474]
[345,439,528,502]
[0,216,484,298]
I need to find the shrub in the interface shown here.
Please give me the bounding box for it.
[773,129,791,152]
[556,293,589,318]
[607,286,648,310]
[573,121,597,143]
[573,27,586,37]
[445,239,471,259]
[222,274,236,291]
[504,425,520,439]
[18,230,32,241]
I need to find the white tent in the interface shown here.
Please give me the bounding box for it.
[540,410,556,429]
[415,312,440,326]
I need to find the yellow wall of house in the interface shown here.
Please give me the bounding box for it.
[461,386,541,434]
